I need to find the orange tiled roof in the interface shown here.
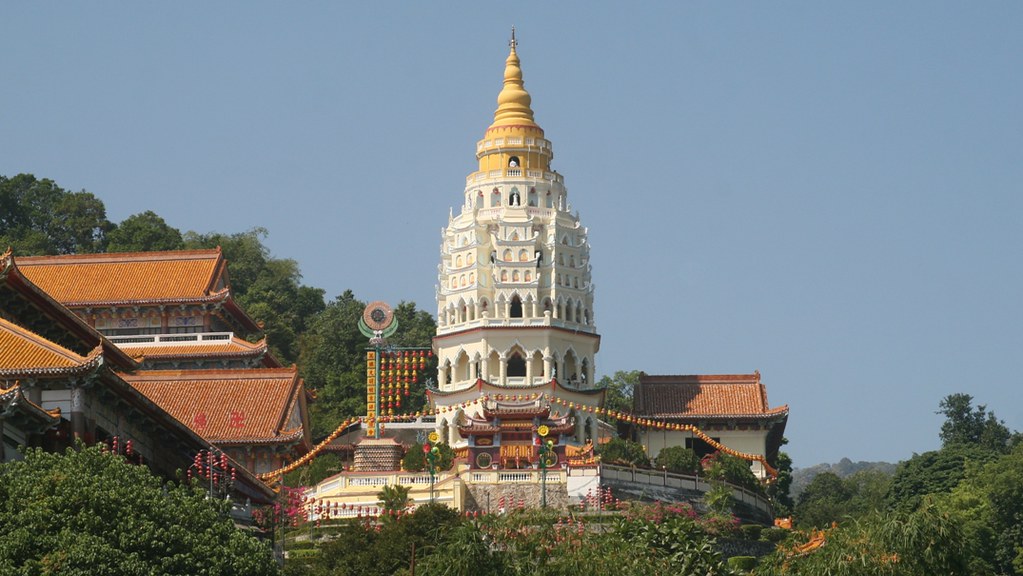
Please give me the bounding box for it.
[17,249,227,306]
[121,368,306,446]
[634,373,789,420]
[0,317,103,376]
[119,335,269,360]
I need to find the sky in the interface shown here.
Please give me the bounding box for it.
[2,3,1021,468]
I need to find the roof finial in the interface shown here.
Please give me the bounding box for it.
[490,28,537,128]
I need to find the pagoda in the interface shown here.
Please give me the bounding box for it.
[429,32,604,453]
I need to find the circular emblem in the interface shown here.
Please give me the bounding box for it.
[427,431,440,444]
[537,425,550,437]
[362,301,394,331]
[475,452,493,469]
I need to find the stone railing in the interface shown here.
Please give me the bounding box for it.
[601,465,773,517]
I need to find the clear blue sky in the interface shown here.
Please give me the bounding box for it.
[3,3,1021,467]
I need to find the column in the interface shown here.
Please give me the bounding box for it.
[498,353,507,385]
[543,355,553,381]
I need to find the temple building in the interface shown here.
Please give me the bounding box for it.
[429,33,604,449]
[0,249,274,506]
[632,373,788,478]
[13,248,311,474]
[16,249,279,370]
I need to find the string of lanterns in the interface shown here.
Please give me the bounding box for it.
[260,390,777,481]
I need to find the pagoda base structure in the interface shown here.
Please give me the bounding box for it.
[353,438,403,472]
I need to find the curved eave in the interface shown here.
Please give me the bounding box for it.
[0,345,105,378]
[209,427,307,447]
[433,325,601,345]
[2,252,138,371]
[429,377,605,399]
[0,384,62,428]
[637,405,789,423]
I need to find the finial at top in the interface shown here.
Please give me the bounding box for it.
[491,28,537,128]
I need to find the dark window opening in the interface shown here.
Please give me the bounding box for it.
[507,354,526,377]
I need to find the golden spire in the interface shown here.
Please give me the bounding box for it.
[490,27,537,129]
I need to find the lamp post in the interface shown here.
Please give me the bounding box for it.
[537,425,552,508]
[425,431,439,503]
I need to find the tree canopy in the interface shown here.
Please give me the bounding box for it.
[0,174,113,255]
[106,210,185,252]
[937,393,1015,452]
[0,444,279,576]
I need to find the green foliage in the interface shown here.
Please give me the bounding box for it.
[309,503,462,576]
[738,523,763,541]
[728,555,756,571]
[298,291,435,438]
[106,210,185,252]
[759,504,971,576]
[705,483,735,514]
[283,453,344,487]
[0,173,113,255]
[0,444,279,575]
[402,443,454,472]
[938,393,1014,453]
[597,437,650,467]
[185,227,326,364]
[377,484,412,513]
[766,448,794,516]
[794,471,851,528]
[934,443,1023,575]
[794,468,892,529]
[654,445,699,475]
[703,452,763,494]
[595,370,640,413]
[885,443,999,513]
[760,527,789,542]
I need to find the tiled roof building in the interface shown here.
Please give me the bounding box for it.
[123,368,311,475]
[0,249,274,505]
[632,372,789,477]
[17,249,276,369]
[5,247,310,481]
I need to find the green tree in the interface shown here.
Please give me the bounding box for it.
[654,445,700,475]
[760,503,971,576]
[795,471,852,528]
[402,443,454,472]
[377,484,412,513]
[938,393,1014,453]
[185,228,325,364]
[106,210,185,252]
[767,448,794,517]
[0,173,112,255]
[885,443,999,513]
[598,438,650,467]
[596,370,640,413]
[298,291,435,438]
[935,443,1023,575]
[0,444,279,576]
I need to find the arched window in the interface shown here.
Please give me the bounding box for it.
[512,270,520,282]
[519,249,529,262]
[456,255,464,267]
[510,296,523,318]
[507,353,526,377]
[545,191,553,208]
[469,272,475,284]
[460,275,466,287]
[524,271,532,282]
[501,270,508,282]
[508,156,520,168]
[503,249,513,261]
[467,252,475,264]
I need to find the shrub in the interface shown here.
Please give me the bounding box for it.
[727,555,757,571]
[739,523,763,541]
